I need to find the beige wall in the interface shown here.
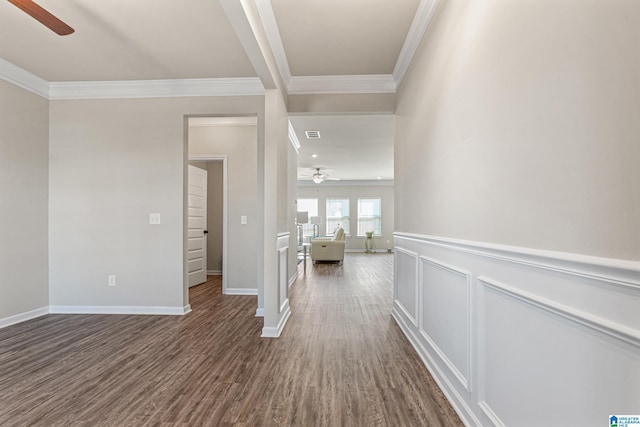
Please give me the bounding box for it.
[0,81,49,321]
[288,93,395,114]
[49,96,264,310]
[206,161,224,272]
[189,125,258,291]
[297,183,394,252]
[395,0,640,260]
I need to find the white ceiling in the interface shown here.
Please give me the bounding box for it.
[0,0,256,81]
[0,0,436,182]
[291,114,394,182]
[271,0,420,76]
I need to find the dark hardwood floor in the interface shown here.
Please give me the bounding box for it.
[0,253,461,426]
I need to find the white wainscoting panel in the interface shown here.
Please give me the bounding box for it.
[278,246,289,314]
[394,247,419,326]
[419,256,471,392]
[393,232,640,427]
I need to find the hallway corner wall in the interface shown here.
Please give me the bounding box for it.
[393,1,640,425]
[0,80,49,326]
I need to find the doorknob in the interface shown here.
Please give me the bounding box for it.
[204,230,208,234]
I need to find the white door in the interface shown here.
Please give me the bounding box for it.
[188,165,207,287]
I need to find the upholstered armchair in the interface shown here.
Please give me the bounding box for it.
[310,227,346,263]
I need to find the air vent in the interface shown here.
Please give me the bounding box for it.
[305,130,321,139]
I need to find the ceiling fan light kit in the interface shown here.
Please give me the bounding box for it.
[9,0,75,36]
[306,167,340,184]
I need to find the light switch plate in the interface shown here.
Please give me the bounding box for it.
[150,213,161,225]
[241,215,247,225]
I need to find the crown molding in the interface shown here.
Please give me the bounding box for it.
[288,75,396,95]
[393,0,441,86]
[255,0,291,88]
[288,120,300,153]
[49,77,265,100]
[0,57,49,98]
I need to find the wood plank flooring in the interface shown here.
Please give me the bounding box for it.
[0,253,461,426]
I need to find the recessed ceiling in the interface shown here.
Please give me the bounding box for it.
[292,114,394,182]
[1,1,430,182]
[271,0,420,76]
[0,0,256,81]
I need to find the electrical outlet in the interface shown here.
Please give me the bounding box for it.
[108,275,116,287]
[149,213,161,225]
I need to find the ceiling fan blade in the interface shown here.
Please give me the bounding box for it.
[9,0,74,35]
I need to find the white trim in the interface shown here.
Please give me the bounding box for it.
[225,288,259,296]
[394,247,419,327]
[288,75,396,95]
[255,0,292,87]
[0,306,49,330]
[393,232,640,288]
[288,120,300,153]
[49,78,264,100]
[261,303,291,338]
[392,307,481,427]
[478,401,506,427]
[0,57,49,98]
[49,305,191,316]
[255,307,265,317]
[206,270,223,276]
[479,276,640,348]
[419,256,472,392]
[289,270,299,288]
[219,0,276,90]
[393,0,441,86]
[188,155,229,295]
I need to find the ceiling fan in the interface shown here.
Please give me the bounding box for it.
[9,0,75,35]
[300,168,340,184]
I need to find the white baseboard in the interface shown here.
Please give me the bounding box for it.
[392,306,480,427]
[289,271,299,288]
[0,306,49,330]
[224,288,258,296]
[49,305,191,316]
[255,307,264,317]
[261,304,291,338]
[393,231,640,426]
[207,270,222,276]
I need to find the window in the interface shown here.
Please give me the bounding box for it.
[357,198,381,236]
[297,198,318,238]
[326,198,350,235]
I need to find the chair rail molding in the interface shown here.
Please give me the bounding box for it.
[393,232,640,426]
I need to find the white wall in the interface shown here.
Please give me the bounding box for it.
[189,125,258,293]
[49,96,264,313]
[0,80,49,325]
[393,1,640,425]
[297,183,394,252]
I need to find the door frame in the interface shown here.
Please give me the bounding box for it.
[188,155,228,294]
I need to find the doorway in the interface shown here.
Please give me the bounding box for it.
[185,115,259,301]
[187,157,228,291]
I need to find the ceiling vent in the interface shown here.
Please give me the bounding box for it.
[305,130,321,139]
